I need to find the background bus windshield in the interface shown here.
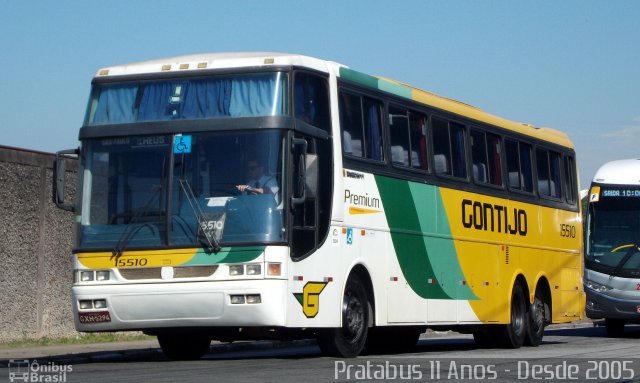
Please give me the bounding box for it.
[586,187,640,274]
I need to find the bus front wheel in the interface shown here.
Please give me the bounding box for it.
[316,276,369,357]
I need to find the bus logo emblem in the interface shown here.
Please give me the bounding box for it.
[293,282,328,318]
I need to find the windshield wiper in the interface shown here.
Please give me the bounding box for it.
[610,243,640,278]
[112,185,163,259]
[178,178,222,254]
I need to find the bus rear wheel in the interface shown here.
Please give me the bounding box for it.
[158,333,211,361]
[525,293,546,346]
[496,283,528,348]
[316,276,369,357]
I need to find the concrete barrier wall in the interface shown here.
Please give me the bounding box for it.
[0,146,77,342]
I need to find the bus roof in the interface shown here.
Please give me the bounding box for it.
[95,52,573,149]
[593,158,640,185]
[94,52,339,77]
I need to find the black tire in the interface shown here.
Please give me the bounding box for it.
[158,334,211,361]
[605,318,625,337]
[365,327,422,353]
[317,277,369,357]
[525,293,546,347]
[496,283,528,348]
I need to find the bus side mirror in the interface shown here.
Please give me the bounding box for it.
[54,148,78,212]
[291,138,308,206]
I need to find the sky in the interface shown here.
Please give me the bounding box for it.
[1,0,639,188]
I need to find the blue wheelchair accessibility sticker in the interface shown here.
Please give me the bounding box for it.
[346,228,353,245]
[174,135,192,154]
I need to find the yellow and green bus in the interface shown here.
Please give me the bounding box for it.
[55,52,584,359]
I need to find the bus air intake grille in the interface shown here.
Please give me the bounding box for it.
[119,266,218,280]
[174,266,218,278]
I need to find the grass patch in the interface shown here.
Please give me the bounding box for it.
[1,333,155,348]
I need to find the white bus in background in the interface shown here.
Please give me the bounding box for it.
[585,158,640,336]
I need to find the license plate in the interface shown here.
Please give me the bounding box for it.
[79,311,112,324]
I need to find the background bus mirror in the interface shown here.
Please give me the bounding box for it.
[54,148,78,212]
[291,138,308,206]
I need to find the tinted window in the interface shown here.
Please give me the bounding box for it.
[389,105,411,167]
[506,140,533,193]
[536,148,562,199]
[339,91,384,161]
[294,72,330,133]
[564,156,577,204]
[409,112,428,170]
[471,130,503,186]
[433,118,466,179]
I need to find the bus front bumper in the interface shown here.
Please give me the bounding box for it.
[585,288,640,322]
[71,279,287,332]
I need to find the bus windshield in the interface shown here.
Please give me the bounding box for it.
[85,72,288,125]
[585,187,640,277]
[78,130,285,250]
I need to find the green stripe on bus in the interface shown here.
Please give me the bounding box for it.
[411,183,477,300]
[376,176,477,300]
[378,79,412,99]
[375,176,449,299]
[339,67,379,88]
[185,246,265,265]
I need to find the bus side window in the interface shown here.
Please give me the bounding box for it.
[537,148,562,199]
[409,112,428,170]
[339,91,384,161]
[564,155,577,204]
[433,117,466,179]
[506,139,533,193]
[339,92,363,157]
[389,105,410,167]
[294,72,330,133]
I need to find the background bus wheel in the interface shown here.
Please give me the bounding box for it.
[605,318,625,337]
[525,294,546,346]
[497,283,527,348]
[158,334,211,361]
[317,276,369,357]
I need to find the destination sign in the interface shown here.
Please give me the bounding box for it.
[601,188,640,198]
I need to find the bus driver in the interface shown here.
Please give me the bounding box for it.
[236,159,279,199]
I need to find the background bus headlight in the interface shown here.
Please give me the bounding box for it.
[229,265,244,276]
[585,279,612,293]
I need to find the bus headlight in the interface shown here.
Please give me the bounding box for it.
[246,264,261,275]
[96,271,110,281]
[80,271,94,282]
[229,265,244,276]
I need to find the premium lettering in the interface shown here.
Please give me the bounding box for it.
[345,189,380,209]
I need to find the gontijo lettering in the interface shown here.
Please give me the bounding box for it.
[461,199,528,236]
